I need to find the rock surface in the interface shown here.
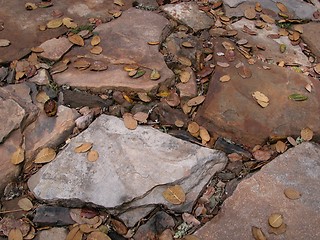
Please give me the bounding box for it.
[195,38,320,147]
[195,142,320,240]
[39,37,73,61]
[36,228,68,240]
[161,2,214,32]
[28,115,227,224]
[302,22,320,58]
[53,8,174,93]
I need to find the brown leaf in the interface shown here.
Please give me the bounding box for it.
[219,75,230,82]
[199,126,210,142]
[75,142,93,153]
[44,99,58,117]
[165,91,180,107]
[111,219,128,235]
[34,148,56,164]
[133,112,149,123]
[114,0,124,6]
[162,185,186,205]
[46,19,63,29]
[123,113,138,130]
[275,141,287,153]
[137,92,151,102]
[66,226,81,240]
[87,150,99,162]
[184,236,200,240]
[284,188,301,200]
[73,59,91,70]
[187,96,205,107]
[268,213,283,228]
[17,198,33,211]
[179,71,191,83]
[305,83,312,93]
[8,229,23,240]
[217,62,230,68]
[150,69,161,80]
[147,41,160,45]
[178,56,192,66]
[287,136,297,146]
[301,127,313,141]
[11,147,25,165]
[228,153,243,161]
[90,46,103,55]
[68,34,85,46]
[182,213,200,226]
[260,14,275,24]
[79,224,95,233]
[174,120,184,128]
[36,91,50,103]
[244,7,256,19]
[24,226,35,240]
[253,150,271,161]
[181,41,194,48]
[87,231,111,240]
[188,122,200,135]
[90,60,108,71]
[314,63,320,74]
[91,35,101,46]
[276,2,288,13]
[252,226,267,240]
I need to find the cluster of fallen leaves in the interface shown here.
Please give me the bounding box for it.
[74,142,99,162]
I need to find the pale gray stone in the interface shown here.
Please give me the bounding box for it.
[37,228,68,240]
[28,69,51,85]
[39,37,73,61]
[28,115,227,224]
[161,2,214,32]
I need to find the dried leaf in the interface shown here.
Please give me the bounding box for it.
[114,0,124,6]
[187,96,205,107]
[47,19,63,29]
[18,198,33,211]
[284,188,301,200]
[137,92,151,102]
[128,70,137,77]
[184,236,200,240]
[123,113,138,130]
[111,219,128,235]
[174,120,184,128]
[182,42,194,48]
[182,213,200,226]
[8,229,23,240]
[0,39,11,47]
[133,112,148,123]
[179,71,191,83]
[74,142,93,153]
[288,93,308,101]
[150,69,161,80]
[199,126,210,142]
[305,84,312,92]
[301,127,313,141]
[188,122,200,134]
[275,141,287,153]
[24,226,36,240]
[66,226,80,240]
[87,150,99,162]
[314,63,320,74]
[68,34,85,46]
[217,62,230,68]
[276,2,288,13]
[287,136,297,146]
[91,35,101,46]
[162,185,186,205]
[178,56,192,66]
[90,46,103,55]
[79,224,95,233]
[90,60,108,71]
[244,7,256,19]
[11,147,25,165]
[36,91,50,103]
[268,213,283,228]
[219,75,230,82]
[63,17,77,29]
[252,226,267,240]
[132,69,146,79]
[73,59,91,70]
[34,148,56,163]
[260,14,275,24]
[228,153,243,161]
[165,91,180,107]
[25,2,38,10]
[280,44,286,53]
[252,91,269,108]
[147,41,160,45]
[253,150,271,161]
[87,232,111,240]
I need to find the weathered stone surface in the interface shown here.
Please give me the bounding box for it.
[24,105,79,162]
[195,38,320,147]
[39,37,73,61]
[301,22,320,58]
[195,142,320,240]
[53,8,174,93]
[161,2,214,32]
[176,67,197,99]
[28,115,227,224]
[28,69,51,85]
[33,206,75,227]
[36,228,68,240]
[0,98,25,143]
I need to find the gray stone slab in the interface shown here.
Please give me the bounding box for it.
[195,142,320,240]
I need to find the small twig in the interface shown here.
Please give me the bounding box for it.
[0,209,24,214]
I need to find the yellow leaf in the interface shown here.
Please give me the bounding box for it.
[275,141,287,153]
[252,91,269,108]
[123,113,138,130]
[68,34,85,46]
[162,185,186,205]
[8,229,23,240]
[90,46,103,55]
[91,35,101,46]
[87,232,111,240]
[150,69,161,80]
[36,91,50,103]
[79,224,95,233]
[219,75,231,82]
[34,148,56,164]
[179,71,191,83]
[11,147,25,165]
[178,56,192,66]
[252,226,266,240]
[199,126,210,142]
[268,213,283,228]
[74,142,93,153]
[147,41,160,45]
[66,226,82,240]
[18,198,33,211]
[46,19,63,29]
[87,150,99,162]
[284,188,301,200]
[188,122,200,135]
[301,127,313,141]
[114,0,124,6]
[63,17,77,29]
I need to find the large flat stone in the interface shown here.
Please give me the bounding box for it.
[53,8,174,93]
[301,22,320,58]
[195,142,320,240]
[195,38,320,147]
[28,115,227,223]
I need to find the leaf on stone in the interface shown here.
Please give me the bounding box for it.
[162,185,186,205]
[137,92,151,102]
[11,147,25,165]
[74,142,93,153]
[25,2,38,10]
[150,69,161,80]
[0,39,11,47]
[287,136,297,146]
[268,213,283,228]
[253,150,271,161]
[199,126,210,142]
[123,113,138,130]
[181,41,194,48]
[260,14,275,24]
[111,219,128,235]
[222,41,234,50]
[68,34,85,46]
[133,112,149,123]
[268,223,287,235]
[252,91,269,108]
[280,44,286,53]
[90,46,103,55]
[109,10,122,18]
[276,2,288,13]
[132,69,146,79]
[187,96,205,107]
[34,148,56,164]
[8,229,23,240]
[128,70,137,77]
[62,17,77,29]
[284,188,301,200]
[179,71,191,83]
[15,71,25,80]
[305,83,312,93]
[165,91,180,107]
[182,213,200,226]
[114,0,124,6]
[50,62,68,74]
[219,75,230,82]
[238,65,252,78]
[147,41,160,45]
[217,62,230,68]
[244,7,256,19]
[255,2,262,12]
[87,231,111,240]
[301,127,313,141]
[90,60,108,71]
[314,63,320,74]
[174,120,184,128]
[182,103,192,114]
[66,226,81,240]
[46,19,63,29]
[17,198,33,211]
[73,59,91,70]
[178,56,192,67]
[288,93,308,101]
[228,153,243,161]
[275,141,287,153]
[188,122,200,135]
[293,25,303,34]
[91,35,101,46]
[36,91,50,103]
[252,226,267,240]
[87,150,99,162]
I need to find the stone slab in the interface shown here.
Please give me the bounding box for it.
[53,8,174,93]
[195,142,320,240]
[301,22,320,58]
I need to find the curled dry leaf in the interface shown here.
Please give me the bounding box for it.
[182,41,194,48]
[187,96,205,107]
[275,141,287,153]
[287,136,297,146]
[91,35,101,46]
[252,226,267,240]
[284,188,301,200]
[18,198,33,211]
[111,219,128,235]
[252,91,269,108]
[79,224,95,233]
[66,226,81,240]
[25,2,37,10]
[301,127,313,141]
[8,229,23,240]
[179,71,191,83]
[114,0,124,6]
[305,83,312,92]
[34,148,56,164]
[162,185,186,205]
[147,41,160,45]
[199,126,210,142]
[87,150,99,162]
[220,75,230,82]
[87,231,111,240]
[24,226,35,240]
[68,34,85,46]
[268,213,283,228]
[150,69,161,80]
[123,113,138,130]
[133,112,148,123]
[74,142,93,153]
[11,147,25,165]
[46,19,63,29]
[128,70,137,77]
[0,39,11,47]
[90,46,103,55]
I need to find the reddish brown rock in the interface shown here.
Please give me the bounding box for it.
[53,8,174,93]
[301,22,320,58]
[195,38,320,147]
[195,142,320,240]
[39,37,73,61]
